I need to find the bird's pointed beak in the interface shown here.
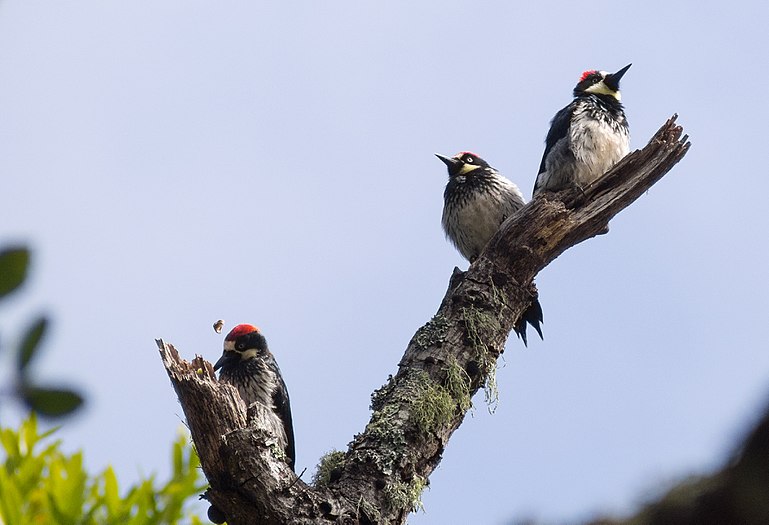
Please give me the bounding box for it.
[604,63,631,91]
[213,351,238,371]
[436,153,461,176]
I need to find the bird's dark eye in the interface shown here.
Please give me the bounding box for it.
[236,342,246,351]
[465,156,474,163]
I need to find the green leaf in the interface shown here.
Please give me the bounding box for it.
[0,468,24,525]
[0,427,20,458]
[18,316,48,373]
[172,436,183,478]
[0,247,30,300]
[46,491,74,525]
[21,386,84,417]
[102,466,120,517]
[19,412,41,459]
[56,453,87,520]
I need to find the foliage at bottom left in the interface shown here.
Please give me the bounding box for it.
[0,414,206,525]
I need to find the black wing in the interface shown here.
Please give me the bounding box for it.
[272,377,296,472]
[537,104,574,176]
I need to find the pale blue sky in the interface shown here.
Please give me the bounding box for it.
[2,2,768,524]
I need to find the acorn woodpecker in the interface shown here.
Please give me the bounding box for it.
[438,152,543,345]
[214,324,295,471]
[533,64,631,196]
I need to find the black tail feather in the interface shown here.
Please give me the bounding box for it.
[513,298,544,347]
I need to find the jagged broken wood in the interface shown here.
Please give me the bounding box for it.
[159,115,690,525]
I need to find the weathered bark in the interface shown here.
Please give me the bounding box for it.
[159,116,690,525]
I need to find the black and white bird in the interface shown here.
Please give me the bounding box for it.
[437,151,543,345]
[533,64,631,196]
[214,324,295,471]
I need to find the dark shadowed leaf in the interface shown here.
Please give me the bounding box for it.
[22,385,84,417]
[18,316,48,373]
[0,247,30,299]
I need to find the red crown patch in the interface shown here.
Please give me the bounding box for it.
[225,324,260,340]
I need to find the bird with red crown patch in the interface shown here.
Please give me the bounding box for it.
[534,64,631,196]
[214,324,295,471]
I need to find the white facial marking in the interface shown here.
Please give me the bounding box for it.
[585,78,621,101]
[240,348,259,360]
[458,162,481,175]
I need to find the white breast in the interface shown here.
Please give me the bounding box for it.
[569,107,630,187]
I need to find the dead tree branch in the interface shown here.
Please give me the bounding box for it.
[159,115,690,525]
